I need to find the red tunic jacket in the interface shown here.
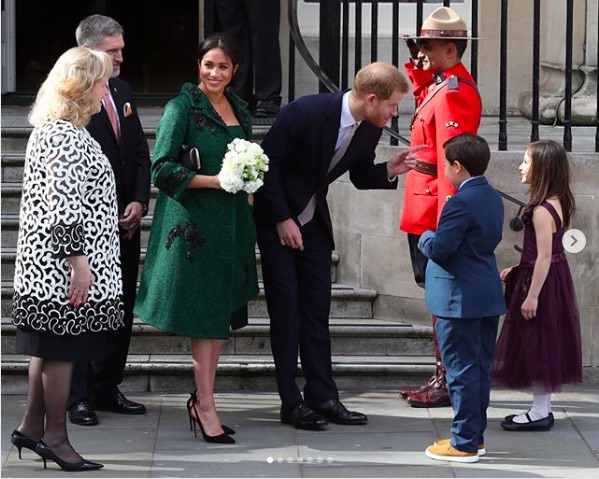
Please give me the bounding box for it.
[400,61,482,235]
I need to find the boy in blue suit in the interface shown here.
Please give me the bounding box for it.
[419,133,506,463]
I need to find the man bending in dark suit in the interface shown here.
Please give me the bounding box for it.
[253,62,420,430]
[68,14,151,426]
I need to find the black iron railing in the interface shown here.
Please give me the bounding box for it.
[287,0,538,231]
[286,0,599,153]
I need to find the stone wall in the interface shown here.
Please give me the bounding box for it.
[328,147,599,376]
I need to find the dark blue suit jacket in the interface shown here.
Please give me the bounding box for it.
[418,176,507,319]
[253,91,397,243]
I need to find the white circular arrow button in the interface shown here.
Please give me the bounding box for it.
[562,229,586,254]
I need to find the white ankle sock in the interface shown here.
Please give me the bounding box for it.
[513,391,551,423]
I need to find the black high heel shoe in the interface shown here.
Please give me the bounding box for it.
[10,429,37,459]
[186,396,235,444]
[34,440,104,471]
[187,390,235,435]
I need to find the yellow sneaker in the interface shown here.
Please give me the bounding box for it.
[434,437,486,456]
[425,442,479,463]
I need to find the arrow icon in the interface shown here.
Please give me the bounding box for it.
[563,229,586,254]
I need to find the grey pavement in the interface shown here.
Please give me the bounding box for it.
[2,386,598,478]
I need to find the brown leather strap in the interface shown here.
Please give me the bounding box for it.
[420,29,468,38]
[414,159,438,177]
[410,76,481,129]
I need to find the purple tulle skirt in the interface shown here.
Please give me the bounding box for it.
[491,259,583,392]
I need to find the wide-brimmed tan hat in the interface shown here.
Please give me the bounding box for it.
[408,7,478,40]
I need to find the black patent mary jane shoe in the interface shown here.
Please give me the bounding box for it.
[500,413,552,432]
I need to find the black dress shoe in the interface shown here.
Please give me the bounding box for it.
[500,413,552,431]
[91,391,146,415]
[253,99,280,118]
[307,399,368,425]
[68,400,98,426]
[280,403,328,430]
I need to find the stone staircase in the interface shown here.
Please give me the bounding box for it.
[0,120,435,394]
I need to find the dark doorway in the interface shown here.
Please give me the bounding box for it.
[14,0,199,103]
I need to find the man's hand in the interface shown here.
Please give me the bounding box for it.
[387,145,426,178]
[119,201,144,240]
[276,218,304,251]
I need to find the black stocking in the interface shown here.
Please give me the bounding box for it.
[40,360,82,463]
[17,356,45,441]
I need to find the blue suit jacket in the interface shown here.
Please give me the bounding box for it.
[253,91,397,243]
[418,176,507,319]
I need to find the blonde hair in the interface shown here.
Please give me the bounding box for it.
[352,62,409,100]
[29,47,112,128]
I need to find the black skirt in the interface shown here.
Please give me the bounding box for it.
[16,328,107,362]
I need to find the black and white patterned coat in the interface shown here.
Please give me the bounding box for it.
[12,120,124,335]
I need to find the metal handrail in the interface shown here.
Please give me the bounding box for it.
[287,0,525,231]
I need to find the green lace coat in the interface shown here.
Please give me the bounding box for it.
[134,83,259,338]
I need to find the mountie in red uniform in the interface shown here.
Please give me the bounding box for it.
[400,61,482,234]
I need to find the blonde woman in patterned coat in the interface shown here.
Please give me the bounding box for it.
[10,47,123,472]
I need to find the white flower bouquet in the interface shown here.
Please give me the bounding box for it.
[217,138,270,194]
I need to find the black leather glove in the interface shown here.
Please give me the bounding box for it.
[404,36,420,59]
[403,35,423,68]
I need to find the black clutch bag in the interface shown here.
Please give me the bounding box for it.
[178,145,201,171]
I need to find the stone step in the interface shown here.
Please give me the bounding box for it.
[0,353,436,394]
[1,281,378,319]
[1,154,25,183]
[2,213,159,248]
[0,128,158,157]
[1,316,434,357]
[0,126,269,162]
[0,247,339,283]
[1,182,161,216]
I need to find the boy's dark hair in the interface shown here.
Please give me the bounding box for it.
[443,133,490,176]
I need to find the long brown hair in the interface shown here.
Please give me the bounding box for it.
[524,140,575,228]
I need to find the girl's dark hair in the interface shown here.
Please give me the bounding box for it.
[524,140,576,228]
[197,33,240,66]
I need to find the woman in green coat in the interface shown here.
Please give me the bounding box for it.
[134,34,259,444]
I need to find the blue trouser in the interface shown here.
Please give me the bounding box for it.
[435,316,499,453]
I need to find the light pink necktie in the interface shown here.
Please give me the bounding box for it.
[297,122,358,226]
[104,92,120,142]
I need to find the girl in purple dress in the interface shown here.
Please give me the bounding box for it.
[491,140,582,432]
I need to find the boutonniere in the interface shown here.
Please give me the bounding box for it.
[123,102,132,117]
